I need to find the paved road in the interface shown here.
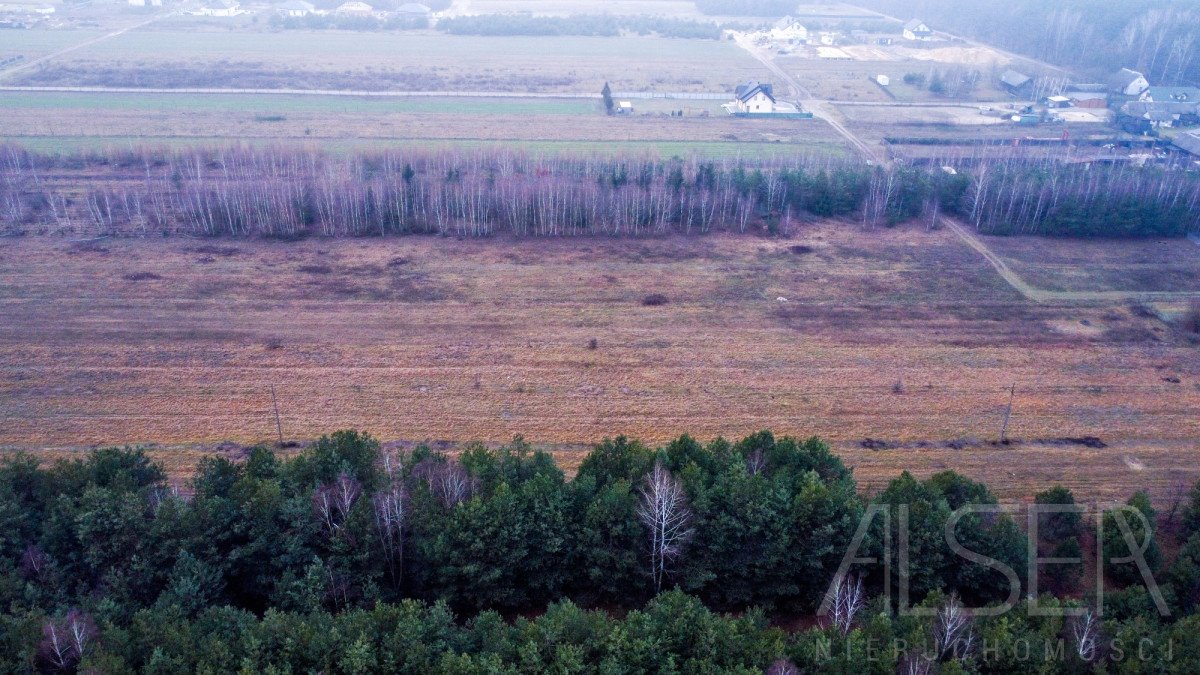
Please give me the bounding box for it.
[943,217,1200,304]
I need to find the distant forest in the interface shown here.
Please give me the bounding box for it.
[2,431,1199,671]
[2,146,1198,239]
[857,0,1200,85]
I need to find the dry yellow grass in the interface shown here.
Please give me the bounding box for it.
[1,224,1198,503]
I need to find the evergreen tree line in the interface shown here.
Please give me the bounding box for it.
[1,145,1198,239]
[3,430,1200,672]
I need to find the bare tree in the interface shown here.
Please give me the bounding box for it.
[766,659,800,675]
[637,461,694,593]
[38,609,95,672]
[899,653,934,675]
[933,595,976,661]
[1072,609,1101,663]
[372,484,407,583]
[412,458,477,508]
[826,573,866,636]
[20,544,48,582]
[313,472,361,540]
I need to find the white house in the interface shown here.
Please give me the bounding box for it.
[616,101,633,115]
[769,16,807,44]
[732,81,776,114]
[276,0,314,16]
[128,0,163,7]
[903,19,933,41]
[194,0,243,16]
[1110,68,1149,97]
[336,1,373,16]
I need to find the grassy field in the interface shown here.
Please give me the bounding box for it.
[9,29,764,93]
[2,224,1198,504]
[0,92,849,156]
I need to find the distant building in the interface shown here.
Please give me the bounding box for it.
[616,101,633,115]
[128,0,163,7]
[769,16,807,44]
[875,74,890,86]
[732,81,776,114]
[875,36,894,46]
[1109,68,1149,97]
[1173,131,1200,157]
[395,2,430,16]
[999,69,1032,97]
[336,1,373,16]
[1064,84,1107,109]
[194,0,242,16]
[1141,86,1200,103]
[1120,100,1199,129]
[1043,95,1072,109]
[276,0,315,16]
[902,19,933,41]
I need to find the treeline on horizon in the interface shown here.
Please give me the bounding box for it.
[1,145,1198,239]
[2,430,1200,672]
[857,0,1200,86]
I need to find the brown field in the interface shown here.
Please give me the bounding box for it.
[2,224,1199,505]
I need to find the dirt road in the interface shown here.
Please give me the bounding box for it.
[728,31,881,163]
[943,217,1200,304]
[0,8,184,81]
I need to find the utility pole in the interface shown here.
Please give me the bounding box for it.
[1000,384,1016,442]
[270,383,283,445]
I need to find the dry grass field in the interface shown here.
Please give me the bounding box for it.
[2,224,1198,504]
[0,92,850,157]
[7,29,764,93]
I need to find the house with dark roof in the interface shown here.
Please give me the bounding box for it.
[1109,68,1149,96]
[903,19,933,41]
[999,69,1032,97]
[732,82,776,113]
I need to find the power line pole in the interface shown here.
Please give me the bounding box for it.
[1000,383,1016,443]
[270,383,283,445]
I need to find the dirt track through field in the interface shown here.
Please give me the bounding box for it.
[944,218,1200,303]
[0,9,182,81]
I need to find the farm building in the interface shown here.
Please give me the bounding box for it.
[875,74,890,86]
[1109,68,1149,97]
[1120,101,1199,129]
[1174,131,1200,158]
[275,0,314,16]
[616,101,633,115]
[1141,86,1200,103]
[1043,95,1072,109]
[336,0,373,16]
[769,16,807,43]
[999,70,1032,97]
[194,0,242,16]
[903,19,933,41]
[1065,85,1107,109]
[396,2,430,16]
[731,82,776,114]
